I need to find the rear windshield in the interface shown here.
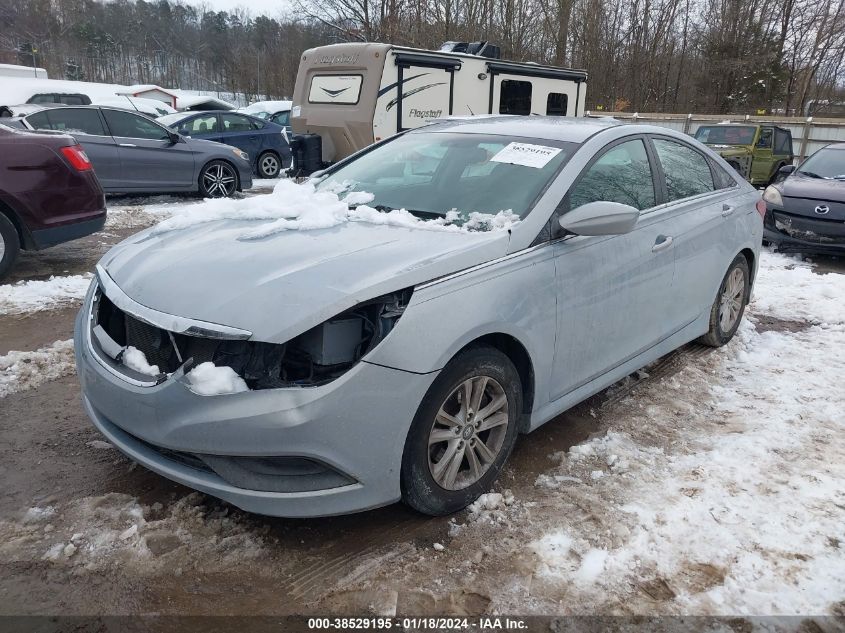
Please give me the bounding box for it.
[694,126,756,145]
[316,131,575,219]
[308,75,363,104]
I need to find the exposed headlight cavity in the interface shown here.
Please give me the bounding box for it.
[211,288,414,388]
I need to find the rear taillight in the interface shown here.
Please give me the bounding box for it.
[60,145,93,171]
[755,199,766,219]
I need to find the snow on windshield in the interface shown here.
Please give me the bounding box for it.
[149,179,520,240]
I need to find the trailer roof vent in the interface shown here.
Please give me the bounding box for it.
[440,41,501,59]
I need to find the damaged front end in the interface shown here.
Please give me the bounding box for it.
[88,272,413,390]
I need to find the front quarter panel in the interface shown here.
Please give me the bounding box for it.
[365,244,557,413]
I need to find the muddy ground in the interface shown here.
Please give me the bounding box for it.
[1,191,843,622]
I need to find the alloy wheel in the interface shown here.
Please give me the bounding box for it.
[718,267,745,332]
[259,154,280,178]
[202,163,237,197]
[0,231,5,261]
[427,375,510,490]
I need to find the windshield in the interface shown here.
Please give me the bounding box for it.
[316,132,575,219]
[694,126,756,145]
[796,147,845,180]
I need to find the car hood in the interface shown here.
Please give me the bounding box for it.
[99,220,510,343]
[782,172,845,203]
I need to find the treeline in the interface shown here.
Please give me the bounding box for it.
[1,0,843,114]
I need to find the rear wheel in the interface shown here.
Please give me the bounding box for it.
[699,254,750,347]
[257,152,281,178]
[401,346,521,516]
[199,160,238,198]
[0,213,20,281]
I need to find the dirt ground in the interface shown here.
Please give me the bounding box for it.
[1,191,843,622]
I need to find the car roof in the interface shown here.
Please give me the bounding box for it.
[821,142,845,150]
[19,104,153,117]
[420,115,622,143]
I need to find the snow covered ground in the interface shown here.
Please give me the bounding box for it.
[0,184,843,618]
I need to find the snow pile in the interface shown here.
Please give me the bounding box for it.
[122,346,160,376]
[149,179,520,240]
[0,339,75,397]
[0,274,92,315]
[530,531,608,586]
[526,254,845,614]
[0,492,267,572]
[186,362,248,396]
[751,252,845,325]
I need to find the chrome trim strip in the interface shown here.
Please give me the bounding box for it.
[416,242,551,290]
[86,282,160,388]
[95,264,252,340]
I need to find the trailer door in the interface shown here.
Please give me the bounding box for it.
[378,52,462,135]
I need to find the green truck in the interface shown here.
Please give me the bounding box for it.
[693,124,794,186]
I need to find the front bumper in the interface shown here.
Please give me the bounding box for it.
[764,206,845,255]
[237,160,253,191]
[74,302,438,517]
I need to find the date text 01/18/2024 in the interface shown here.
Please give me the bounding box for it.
[307,617,529,629]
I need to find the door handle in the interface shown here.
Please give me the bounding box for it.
[721,203,735,217]
[249,136,258,140]
[118,143,137,147]
[652,235,674,252]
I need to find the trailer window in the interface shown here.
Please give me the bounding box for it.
[309,75,363,105]
[499,80,532,115]
[546,93,568,116]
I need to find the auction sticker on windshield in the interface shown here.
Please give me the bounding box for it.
[490,142,562,168]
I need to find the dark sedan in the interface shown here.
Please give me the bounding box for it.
[13,106,253,197]
[0,124,106,279]
[762,143,845,254]
[158,111,291,178]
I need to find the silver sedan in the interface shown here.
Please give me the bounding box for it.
[74,116,762,517]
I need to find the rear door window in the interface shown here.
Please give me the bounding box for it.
[569,139,656,211]
[775,129,792,154]
[34,108,107,135]
[180,114,218,135]
[653,138,716,201]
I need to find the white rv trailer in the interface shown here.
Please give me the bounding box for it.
[289,42,587,171]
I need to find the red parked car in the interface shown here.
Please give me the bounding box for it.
[0,123,106,279]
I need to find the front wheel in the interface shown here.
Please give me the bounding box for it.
[0,212,21,281]
[401,346,521,516]
[257,151,281,178]
[699,254,750,347]
[199,160,238,198]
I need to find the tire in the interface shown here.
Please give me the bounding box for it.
[698,254,750,347]
[401,345,522,516]
[257,152,281,178]
[0,212,20,281]
[199,160,238,198]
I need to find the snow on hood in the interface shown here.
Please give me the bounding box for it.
[149,179,520,239]
[100,181,514,343]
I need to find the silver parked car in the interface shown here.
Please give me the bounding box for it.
[74,117,763,517]
[12,105,253,197]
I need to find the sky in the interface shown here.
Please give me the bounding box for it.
[198,0,292,17]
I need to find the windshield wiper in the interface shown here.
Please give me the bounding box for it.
[798,170,824,179]
[365,204,443,220]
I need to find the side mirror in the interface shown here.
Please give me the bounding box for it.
[167,131,181,144]
[559,201,640,236]
[778,164,795,175]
